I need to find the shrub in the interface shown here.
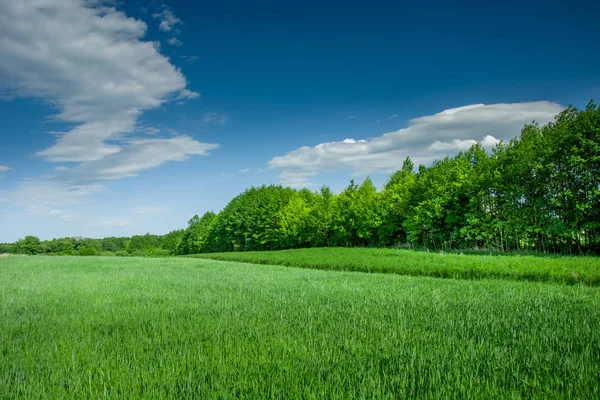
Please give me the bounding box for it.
[149,248,172,257]
[16,236,41,255]
[115,250,130,257]
[79,247,97,256]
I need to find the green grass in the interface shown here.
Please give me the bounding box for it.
[191,247,600,285]
[1,256,599,398]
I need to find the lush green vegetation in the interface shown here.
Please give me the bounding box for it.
[1,256,599,398]
[175,102,600,256]
[0,232,184,257]
[192,247,600,285]
[2,102,599,257]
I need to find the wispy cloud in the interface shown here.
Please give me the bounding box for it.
[47,209,80,222]
[219,172,235,180]
[132,205,170,215]
[59,136,219,181]
[237,168,265,174]
[0,165,10,179]
[167,37,182,46]
[0,179,105,220]
[389,113,398,119]
[152,7,182,32]
[203,112,228,125]
[93,218,132,227]
[269,102,564,187]
[0,0,201,164]
[181,55,199,63]
[176,89,201,101]
[143,127,160,135]
[0,0,215,220]
[429,135,500,152]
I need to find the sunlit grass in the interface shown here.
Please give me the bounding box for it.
[192,247,600,285]
[1,256,599,398]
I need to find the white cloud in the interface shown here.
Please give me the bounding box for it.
[47,209,80,222]
[389,113,398,119]
[152,7,182,32]
[61,136,219,181]
[132,205,170,215]
[143,127,160,135]
[237,168,265,174]
[0,165,10,179]
[219,172,235,180]
[167,37,182,46]
[181,55,199,63]
[428,139,476,152]
[0,0,198,162]
[93,218,131,227]
[0,1,217,222]
[203,112,227,125]
[269,102,564,187]
[0,179,105,220]
[176,89,200,100]
[428,135,501,152]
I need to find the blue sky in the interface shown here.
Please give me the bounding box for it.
[0,0,598,242]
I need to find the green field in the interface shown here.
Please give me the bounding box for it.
[1,256,599,398]
[192,247,600,285]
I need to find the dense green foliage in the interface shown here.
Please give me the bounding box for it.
[0,231,185,257]
[1,102,598,256]
[192,247,600,285]
[1,256,599,398]
[14,235,42,255]
[78,247,97,256]
[176,102,600,255]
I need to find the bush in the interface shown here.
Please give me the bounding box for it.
[16,236,41,255]
[79,247,97,256]
[115,250,130,257]
[149,248,172,257]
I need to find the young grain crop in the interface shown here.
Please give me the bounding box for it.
[1,256,599,398]
[191,247,600,285]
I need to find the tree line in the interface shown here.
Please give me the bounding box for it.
[0,231,183,257]
[2,101,598,256]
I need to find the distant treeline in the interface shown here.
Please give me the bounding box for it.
[0,232,183,257]
[2,101,599,256]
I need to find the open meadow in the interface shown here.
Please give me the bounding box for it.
[1,255,599,399]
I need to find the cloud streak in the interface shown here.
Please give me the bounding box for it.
[0,165,10,179]
[132,205,170,215]
[167,37,182,46]
[60,136,219,181]
[203,112,228,125]
[269,102,564,187]
[0,179,105,220]
[0,0,216,221]
[153,7,182,32]
[0,0,201,164]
